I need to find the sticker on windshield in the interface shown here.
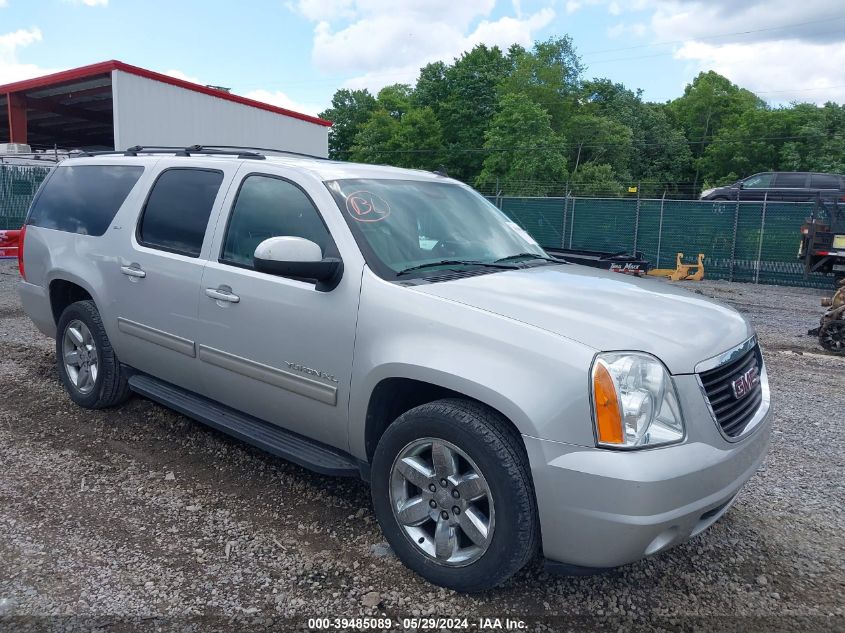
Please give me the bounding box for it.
[506,221,539,246]
[346,191,391,222]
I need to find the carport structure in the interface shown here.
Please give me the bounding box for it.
[0,60,331,155]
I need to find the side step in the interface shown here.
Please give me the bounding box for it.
[128,373,361,477]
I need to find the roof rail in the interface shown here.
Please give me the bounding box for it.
[78,145,266,160]
[194,145,329,161]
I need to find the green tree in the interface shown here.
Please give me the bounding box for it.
[475,93,567,196]
[349,106,443,170]
[389,107,444,170]
[668,71,765,187]
[319,88,378,160]
[498,36,583,131]
[413,61,449,112]
[376,84,413,120]
[348,110,399,165]
[564,114,633,181]
[569,162,624,197]
[580,80,691,195]
[438,44,511,182]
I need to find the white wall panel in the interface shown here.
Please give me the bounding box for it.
[112,70,328,156]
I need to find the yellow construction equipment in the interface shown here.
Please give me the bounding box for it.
[647,252,705,281]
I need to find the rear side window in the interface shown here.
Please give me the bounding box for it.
[137,168,224,257]
[28,165,144,236]
[810,173,840,189]
[773,172,808,188]
[742,173,773,188]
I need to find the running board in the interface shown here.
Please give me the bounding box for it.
[128,373,361,477]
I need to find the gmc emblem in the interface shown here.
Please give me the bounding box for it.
[731,366,760,400]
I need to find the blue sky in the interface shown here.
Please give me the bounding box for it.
[2,0,844,116]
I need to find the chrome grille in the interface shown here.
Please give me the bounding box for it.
[699,343,764,438]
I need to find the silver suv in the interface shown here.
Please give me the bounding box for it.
[18,146,770,592]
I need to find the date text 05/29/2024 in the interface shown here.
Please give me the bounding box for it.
[307,616,528,630]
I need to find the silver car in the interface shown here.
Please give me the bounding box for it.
[17,147,770,592]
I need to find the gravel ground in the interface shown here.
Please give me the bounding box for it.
[0,260,843,632]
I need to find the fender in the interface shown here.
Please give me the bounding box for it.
[347,270,599,460]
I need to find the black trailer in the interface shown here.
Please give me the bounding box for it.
[546,247,650,276]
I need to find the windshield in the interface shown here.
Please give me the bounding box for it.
[325,178,547,279]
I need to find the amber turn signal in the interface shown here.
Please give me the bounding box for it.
[593,362,623,444]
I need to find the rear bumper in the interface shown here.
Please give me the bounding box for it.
[525,375,771,569]
[17,280,55,338]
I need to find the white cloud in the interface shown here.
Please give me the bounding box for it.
[164,69,202,85]
[608,1,621,15]
[294,0,552,93]
[0,28,58,85]
[675,40,845,104]
[650,0,842,45]
[566,0,581,13]
[243,88,324,116]
[646,0,845,103]
[0,1,8,8]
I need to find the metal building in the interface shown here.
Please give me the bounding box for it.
[0,60,331,155]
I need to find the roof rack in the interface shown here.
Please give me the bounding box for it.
[195,145,329,161]
[77,145,265,159]
[75,144,330,161]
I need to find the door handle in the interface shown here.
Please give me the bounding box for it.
[205,287,240,303]
[120,265,146,278]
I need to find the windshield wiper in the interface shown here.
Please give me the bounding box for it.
[494,252,563,264]
[396,260,519,276]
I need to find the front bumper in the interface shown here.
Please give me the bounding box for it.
[525,374,771,569]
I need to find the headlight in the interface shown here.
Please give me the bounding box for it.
[700,188,715,198]
[591,352,684,449]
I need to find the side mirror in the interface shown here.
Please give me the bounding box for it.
[253,236,343,291]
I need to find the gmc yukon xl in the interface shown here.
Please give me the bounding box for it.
[18,146,770,592]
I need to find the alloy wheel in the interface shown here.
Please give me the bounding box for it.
[389,437,494,567]
[62,319,99,394]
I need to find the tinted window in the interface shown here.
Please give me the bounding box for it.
[138,168,223,257]
[221,175,331,268]
[810,173,841,189]
[742,173,773,189]
[773,172,808,188]
[28,165,144,236]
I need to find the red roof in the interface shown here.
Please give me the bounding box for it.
[0,60,332,127]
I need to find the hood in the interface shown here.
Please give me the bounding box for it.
[413,264,752,374]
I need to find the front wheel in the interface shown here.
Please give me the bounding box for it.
[371,399,539,592]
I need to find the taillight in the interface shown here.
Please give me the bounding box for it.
[17,224,26,281]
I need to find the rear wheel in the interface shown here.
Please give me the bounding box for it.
[56,300,131,408]
[371,399,538,592]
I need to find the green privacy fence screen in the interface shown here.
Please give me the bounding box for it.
[488,195,833,289]
[0,163,53,230]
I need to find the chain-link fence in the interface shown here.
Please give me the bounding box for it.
[489,194,834,289]
[0,163,53,230]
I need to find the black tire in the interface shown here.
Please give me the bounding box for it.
[371,399,539,592]
[56,300,131,409]
[819,319,845,354]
